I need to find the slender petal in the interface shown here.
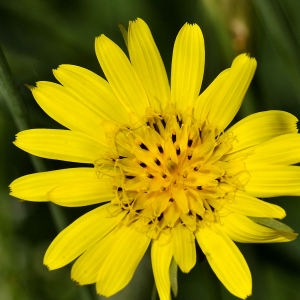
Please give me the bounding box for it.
[195,54,256,131]
[95,34,149,120]
[128,18,170,110]
[44,204,125,269]
[227,110,298,154]
[71,226,117,285]
[227,190,286,218]
[245,165,300,197]
[31,81,106,140]
[13,129,106,163]
[49,179,114,207]
[96,225,151,296]
[245,133,300,165]
[221,213,297,243]
[10,168,97,202]
[196,225,252,299]
[151,232,173,300]
[171,23,204,112]
[53,64,129,124]
[172,225,196,273]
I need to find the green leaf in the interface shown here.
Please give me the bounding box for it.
[250,217,298,240]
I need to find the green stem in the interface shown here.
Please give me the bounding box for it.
[151,282,158,300]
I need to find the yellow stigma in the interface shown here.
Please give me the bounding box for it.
[99,107,248,238]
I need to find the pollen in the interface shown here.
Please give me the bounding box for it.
[109,108,247,237]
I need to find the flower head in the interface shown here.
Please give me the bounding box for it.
[10,18,299,299]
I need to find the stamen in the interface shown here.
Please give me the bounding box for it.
[157,213,164,221]
[187,139,193,147]
[176,115,183,127]
[153,122,160,134]
[140,143,149,150]
[155,158,161,166]
[140,162,147,168]
[172,133,176,143]
[157,145,164,153]
[125,175,135,179]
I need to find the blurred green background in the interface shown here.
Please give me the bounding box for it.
[1,0,300,299]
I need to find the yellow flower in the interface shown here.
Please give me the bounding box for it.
[9,18,299,299]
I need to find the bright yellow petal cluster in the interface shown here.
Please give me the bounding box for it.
[10,18,299,300]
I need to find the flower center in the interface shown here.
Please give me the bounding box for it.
[98,108,248,238]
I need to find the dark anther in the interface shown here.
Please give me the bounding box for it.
[188,139,193,147]
[176,147,181,155]
[162,174,167,178]
[169,198,174,202]
[209,205,215,212]
[157,213,164,221]
[158,145,164,153]
[148,220,153,225]
[188,210,193,216]
[196,214,203,221]
[198,129,202,138]
[135,209,142,213]
[155,158,161,166]
[118,155,126,159]
[172,133,176,143]
[140,162,147,168]
[216,178,221,183]
[148,174,154,179]
[176,115,183,127]
[193,166,199,171]
[139,143,149,150]
[188,154,192,160]
[197,186,202,190]
[153,122,160,134]
[146,121,150,126]
[117,187,123,192]
[161,118,166,128]
[125,175,135,179]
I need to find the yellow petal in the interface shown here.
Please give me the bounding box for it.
[96,225,150,296]
[245,165,300,197]
[227,190,286,218]
[53,64,129,124]
[49,178,113,207]
[31,81,105,140]
[151,232,173,300]
[246,133,300,165]
[227,110,298,154]
[44,204,125,269]
[128,18,170,111]
[71,223,117,284]
[13,129,105,163]
[196,54,256,131]
[171,22,204,112]
[10,167,97,202]
[195,225,251,299]
[95,34,149,120]
[172,225,196,273]
[221,213,297,243]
